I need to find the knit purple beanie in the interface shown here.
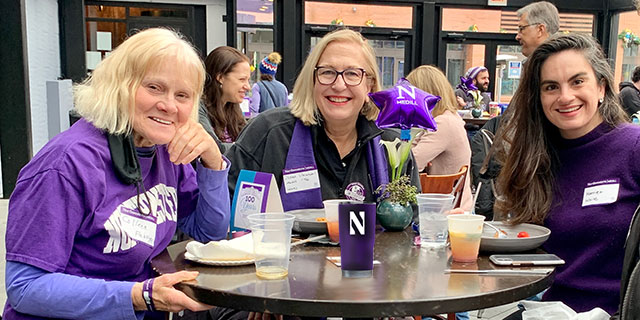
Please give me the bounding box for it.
[464,66,488,80]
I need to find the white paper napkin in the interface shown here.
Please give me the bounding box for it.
[521,301,609,320]
[186,234,254,261]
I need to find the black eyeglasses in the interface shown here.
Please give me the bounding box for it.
[314,67,367,86]
[517,23,540,33]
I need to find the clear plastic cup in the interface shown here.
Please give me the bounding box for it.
[416,193,455,249]
[247,213,295,280]
[323,199,354,243]
[447,214,486,262]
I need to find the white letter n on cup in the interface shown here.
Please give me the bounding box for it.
[349,211,365,235]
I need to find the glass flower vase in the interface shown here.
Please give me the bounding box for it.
[377,200,413,231]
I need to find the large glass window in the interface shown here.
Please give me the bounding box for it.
[442,8,593,34]
[495,45,524,103]
[445,44,486,87]
[238,28,275,84]
[612,11,640,82]
[305,2,413,29]
[237,0,273,25]
[312,38,406,89]
[84,3,192,71]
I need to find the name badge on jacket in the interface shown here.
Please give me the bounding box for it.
[582,179,619,207]
[282,165,321,193]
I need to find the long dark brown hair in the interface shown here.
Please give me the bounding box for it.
[494,32,628,224]
[203,46,249,141]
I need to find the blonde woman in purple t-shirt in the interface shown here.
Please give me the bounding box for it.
[496,33,638,315]
[4,28,230,319]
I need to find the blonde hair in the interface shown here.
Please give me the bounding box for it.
[74,28,205,135]
[289,29,381,125]
[406,65,458,117]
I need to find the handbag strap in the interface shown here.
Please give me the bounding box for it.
[259,81,278,108]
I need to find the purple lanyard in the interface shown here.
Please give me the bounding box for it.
[280,120,389,211]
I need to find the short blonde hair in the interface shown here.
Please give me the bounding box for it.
[289,29,382,125]
[406,65,458,117]
[74,28,205,135]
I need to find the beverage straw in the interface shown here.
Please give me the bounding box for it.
[291,234,326,247]
[470,182,482,215]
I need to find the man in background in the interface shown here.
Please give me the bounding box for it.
[455,66,491,110]
[620,66,640,118]
[516,1,560,57]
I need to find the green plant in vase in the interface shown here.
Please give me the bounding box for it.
[375,175,417,231]
[469,90,484,118]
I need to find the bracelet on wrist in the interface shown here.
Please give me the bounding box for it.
[142,278,156,312]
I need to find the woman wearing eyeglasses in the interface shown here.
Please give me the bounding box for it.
[225,28,420,210]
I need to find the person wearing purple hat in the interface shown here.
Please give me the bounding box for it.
[249,52,289,117]
[454,66,491,110]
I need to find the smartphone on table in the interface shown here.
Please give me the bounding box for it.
[489,254,565,266]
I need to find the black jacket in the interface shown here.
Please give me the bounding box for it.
[225,107,420,203]
[612,202,640,319]
[619,82,640,118]
[469,116,502,220]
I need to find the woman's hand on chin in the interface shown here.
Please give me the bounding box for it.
[168,119,223,170]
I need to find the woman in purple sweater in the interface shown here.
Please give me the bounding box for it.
[496,33,637,314]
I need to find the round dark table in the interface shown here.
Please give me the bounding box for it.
[151,230,554,317]
[463,117,492,127]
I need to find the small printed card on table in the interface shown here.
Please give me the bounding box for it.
[230,170,283,232]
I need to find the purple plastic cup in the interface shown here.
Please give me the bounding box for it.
[338,202,376,277]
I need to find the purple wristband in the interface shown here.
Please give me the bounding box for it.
[142,278,155,312]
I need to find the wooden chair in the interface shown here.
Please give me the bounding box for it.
[419,165,468,209]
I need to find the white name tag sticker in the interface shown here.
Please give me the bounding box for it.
[119,211,157,247]
[582,183,619,207]
[283,165,321,194]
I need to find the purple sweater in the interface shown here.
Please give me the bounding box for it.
[4,119,230,319]
[542,122,640,314]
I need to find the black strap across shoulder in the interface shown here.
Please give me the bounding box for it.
[259,81,278,109]
[107,133,151,215]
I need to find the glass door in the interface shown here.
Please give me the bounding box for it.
[439,33,521,104]
[306,29,412,89]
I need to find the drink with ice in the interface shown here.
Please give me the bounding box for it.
[419,213,448,248]
[416,194,454,249]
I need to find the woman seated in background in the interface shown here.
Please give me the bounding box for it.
[496,32,636,315]
[406,65,472,211]
[4,28,230,319]
[250,52,289,116]
[201,46,251,145]
[225,28,420,210]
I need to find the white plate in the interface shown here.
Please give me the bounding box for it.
[480,222,551,253]
[287,208,327,234]
[184,252,254,266]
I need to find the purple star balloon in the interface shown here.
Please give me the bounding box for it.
[455,76,478,95]
[370,78,439,132]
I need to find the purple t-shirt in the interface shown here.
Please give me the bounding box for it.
[4,119,229,319]
[542,122,640,314]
